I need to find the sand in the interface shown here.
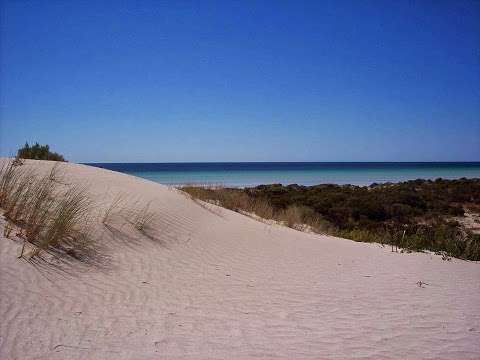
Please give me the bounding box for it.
[1,160,479,359]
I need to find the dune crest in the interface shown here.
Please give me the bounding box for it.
[1,160,479,359]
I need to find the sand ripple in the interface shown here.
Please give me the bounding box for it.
[1,160,479,359]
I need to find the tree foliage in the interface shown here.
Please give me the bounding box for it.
[17,142,66,162]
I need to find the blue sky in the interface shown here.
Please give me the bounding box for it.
[1,0,479,162]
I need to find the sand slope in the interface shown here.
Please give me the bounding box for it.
[1,160,479,359]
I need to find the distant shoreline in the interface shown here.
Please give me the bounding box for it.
[87,161,480,188]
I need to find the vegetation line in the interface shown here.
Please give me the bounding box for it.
[181,179,480,261]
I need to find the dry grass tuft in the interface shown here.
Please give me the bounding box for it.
[130,201,157,233]
[276,205,331,233]
[181,186,332,235]
[181,186,274,217]
[0,160,24,209]
[36,186,92,255]
[249,197,275,220]
[102,192,127,225]
[1,159,166,266]
[0,160,96,263]
[101,194,158,236]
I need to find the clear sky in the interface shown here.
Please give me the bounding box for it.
[0,0,479,162]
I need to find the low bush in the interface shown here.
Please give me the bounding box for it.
[17,142,66,161]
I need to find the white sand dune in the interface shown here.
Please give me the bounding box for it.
[1,160,479,359]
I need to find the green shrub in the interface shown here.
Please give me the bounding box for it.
[17,142,66,161]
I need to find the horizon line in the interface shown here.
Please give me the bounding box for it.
[83,160,480,164]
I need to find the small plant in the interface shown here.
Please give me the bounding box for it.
[131,202,157,233]
[277,205,308,228]
[12,156,24,167]
[36,186,91,252]
[102,193,127,225]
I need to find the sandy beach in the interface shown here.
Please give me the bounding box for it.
[1,160,479,359]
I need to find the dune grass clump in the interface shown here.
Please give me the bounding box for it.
[277,205,312,228]
[102,192,127,225]
[99,189,160,238]
[100,194,161,246]
[275,204,332,233]
[1,159,164,265]
[181,186,275,219]
[130,202,157,233]
[0,160,24,209]
[2,170,35,223]
[34,186,92,258]
[23,170,57,241]
[0,160,95,262]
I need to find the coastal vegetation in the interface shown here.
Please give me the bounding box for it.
[0,159,157,264]
[0,160,93,262]
[17,142,66,161]
[182,178,480,260]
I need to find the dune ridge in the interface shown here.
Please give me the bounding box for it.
[1,160,479,359]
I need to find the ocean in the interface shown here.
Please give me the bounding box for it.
[87,162,480,187]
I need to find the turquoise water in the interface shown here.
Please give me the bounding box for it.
[89,162,480,187]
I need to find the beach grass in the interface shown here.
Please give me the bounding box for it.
[0,160,94,261]
[130,201,157,233]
